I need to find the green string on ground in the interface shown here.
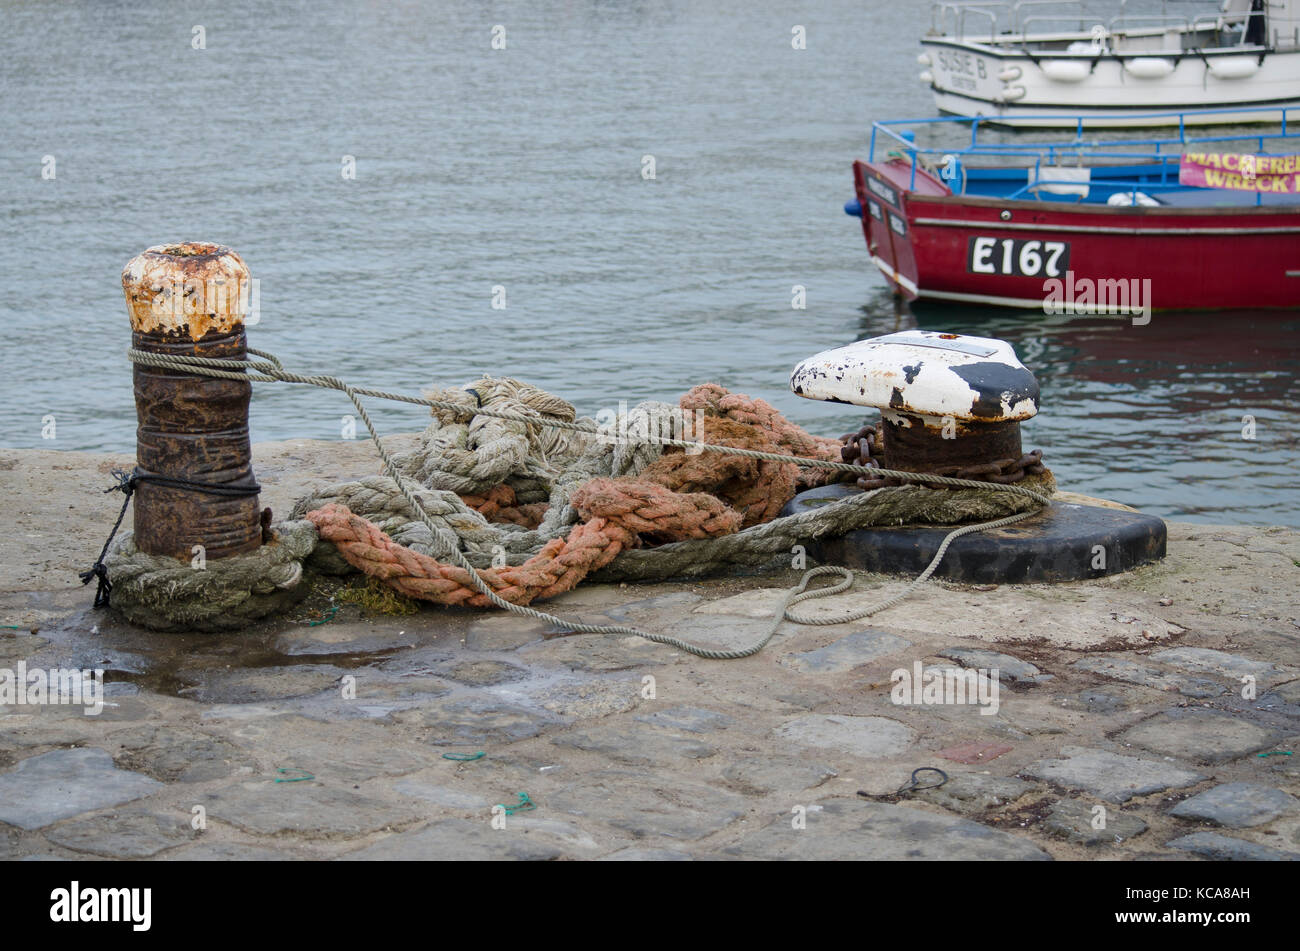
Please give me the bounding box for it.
[496,792,535,815]
[442,751,486,761]
[274,768,315,783]
[304,604,338,626]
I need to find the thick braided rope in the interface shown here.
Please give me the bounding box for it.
[309,504,639,607]
[460,484,547,529]
[681,383,844,490]
[103,519,320,630]
[393,376,591,497]
[306,479,744,607]
[124,347,1053,660]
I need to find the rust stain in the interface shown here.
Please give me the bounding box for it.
[122,242,250,341]
[936,741,1014,764]
[881,414,1023,473]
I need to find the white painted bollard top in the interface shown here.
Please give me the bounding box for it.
[789,330,1039,423]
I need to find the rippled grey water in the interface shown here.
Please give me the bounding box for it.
[2,0,1296,525]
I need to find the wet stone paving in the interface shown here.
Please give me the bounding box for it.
[1,449,1299,860]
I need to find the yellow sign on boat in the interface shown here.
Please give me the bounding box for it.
[1179,152,1300,193]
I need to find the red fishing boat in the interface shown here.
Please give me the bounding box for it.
[847,107,1300,313]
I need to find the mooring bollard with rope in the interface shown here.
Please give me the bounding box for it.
[83,244,268,606]
[84,241,1056,649]
[121,243,265,560]
[80,244,314,629]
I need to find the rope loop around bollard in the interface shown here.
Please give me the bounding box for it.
[80,466,264,608]
[101,346,1054,658]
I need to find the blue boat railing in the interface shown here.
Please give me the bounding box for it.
[1004,179,1170,201]
[867,105,1298,208]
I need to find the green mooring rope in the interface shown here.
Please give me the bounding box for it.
[123,347,1051,660]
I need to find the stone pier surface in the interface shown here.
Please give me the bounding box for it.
[1,439,1298,861]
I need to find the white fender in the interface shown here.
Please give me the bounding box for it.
[1124,57,1176,79]
[1040,59,1091,82]
[1207,55,1260,79]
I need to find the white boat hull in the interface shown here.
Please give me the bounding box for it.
[922,40,1300,127]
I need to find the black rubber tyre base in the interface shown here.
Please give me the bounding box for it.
[783,484,1166,584]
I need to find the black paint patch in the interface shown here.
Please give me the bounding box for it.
[902,362,923,384]
[948,362,1039,419]
[889,387,906,410]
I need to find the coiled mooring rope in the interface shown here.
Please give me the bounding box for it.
[118,347,1051,659]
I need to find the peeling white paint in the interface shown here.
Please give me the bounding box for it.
[789,330,1039,422]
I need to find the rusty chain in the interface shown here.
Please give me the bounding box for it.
[838,421,1046,491]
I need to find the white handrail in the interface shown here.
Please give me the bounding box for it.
[1106,13,1194,36]
[928,0,1254,43]
[1011,0,1086,33]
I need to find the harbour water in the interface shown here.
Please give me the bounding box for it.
[2,0,1296,526]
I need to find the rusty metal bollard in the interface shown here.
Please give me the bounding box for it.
[121,243,264,561]
[789,330,1039,474]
